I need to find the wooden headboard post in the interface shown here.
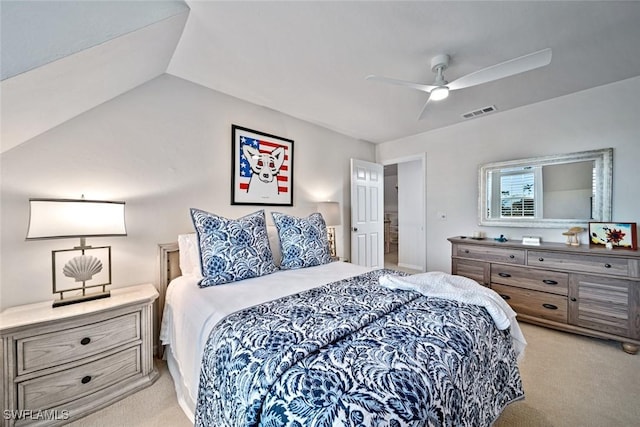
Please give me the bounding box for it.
[157,242,181,357]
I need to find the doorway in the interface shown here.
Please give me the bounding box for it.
[383,156,426,273]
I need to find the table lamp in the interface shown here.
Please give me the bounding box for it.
[26,198,126,307]
[317,201,341,258]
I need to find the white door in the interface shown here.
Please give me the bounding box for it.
[350,159,384,268]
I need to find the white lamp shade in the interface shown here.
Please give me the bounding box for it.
[317,201,341,226]
[26,199,126,240]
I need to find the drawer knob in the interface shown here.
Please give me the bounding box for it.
[538,257,544,262]
[498,272,512,278]
[509,255,515,259]
[570,297,577,302]
[464,250,470,253]
[604,263,611,268]
[499,294,511,300]
[542,280,558,285]
[81,376,92,384]
[542,303,558,310]
[80,337,91,345]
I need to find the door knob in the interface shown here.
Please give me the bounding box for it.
[353,227,358,232]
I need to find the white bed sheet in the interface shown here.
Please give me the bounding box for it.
[159,261,372,421]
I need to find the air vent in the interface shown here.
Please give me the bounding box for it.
[461,105,497,120]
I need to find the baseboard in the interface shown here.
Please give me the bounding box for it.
[398,262,423,271]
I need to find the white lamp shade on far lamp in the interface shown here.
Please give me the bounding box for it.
[317,201,341,226]
[26,199,126,240]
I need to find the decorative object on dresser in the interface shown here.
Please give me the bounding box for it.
[588,222,637,250]
[0,284,159,427]
[316,201,341,257]
[231,124,294,206]
[25,198,127,307]
[561,226,583,246]
[521,235,541,246]
[449,236,640,354]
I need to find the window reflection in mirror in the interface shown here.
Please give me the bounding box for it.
[479,148,612,228]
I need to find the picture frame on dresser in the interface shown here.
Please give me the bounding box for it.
[588,222,637,250]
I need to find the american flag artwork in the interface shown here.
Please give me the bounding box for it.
[238,136,290,194]
[232,125,294,206]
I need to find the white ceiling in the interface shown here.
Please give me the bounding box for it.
[3,1,640,152]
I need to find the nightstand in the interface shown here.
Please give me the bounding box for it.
[0,284,159,426]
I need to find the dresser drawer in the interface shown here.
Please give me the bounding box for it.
[455,244,525,264]
[492,283,568,323]
[18,312,140,374]
[453,258,488,286]
[528,251,630,277]
[18,345,141,411]
[491,265,569,296]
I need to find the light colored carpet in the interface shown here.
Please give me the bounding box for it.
[68,323,639,426]
[66,361,191,427]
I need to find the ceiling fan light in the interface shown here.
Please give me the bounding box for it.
[430,86,449,101]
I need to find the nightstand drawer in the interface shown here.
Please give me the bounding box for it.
[18,345,141,411]
[18,312,140,374]
[492,283,568,323]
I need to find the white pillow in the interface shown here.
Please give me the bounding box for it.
[178,233,202,278]
[267,225,282,267]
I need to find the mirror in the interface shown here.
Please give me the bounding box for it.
[479,148,612,228]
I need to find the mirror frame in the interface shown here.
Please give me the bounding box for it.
[478,148,613,228]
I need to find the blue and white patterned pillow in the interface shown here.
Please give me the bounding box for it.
[190,209,278,287]
[271,212,332,270]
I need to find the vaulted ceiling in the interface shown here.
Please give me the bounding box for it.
[2,1,640,153]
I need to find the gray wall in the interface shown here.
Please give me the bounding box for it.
[0,74,375,309]
[376,76,640,275]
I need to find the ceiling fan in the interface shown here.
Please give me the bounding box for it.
[366,48,552,120]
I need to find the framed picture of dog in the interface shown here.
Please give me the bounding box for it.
[231,125,294,206]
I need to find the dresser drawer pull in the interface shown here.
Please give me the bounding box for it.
[509,255,515,259]
[570,297,577,302]
[464,249,470,253]
[498,272,511,278]
[542,280,558,285]
[81,376,92,384]
[604,263,611,268]
[538,257,544,262]
[499,294,511,300]
[80,337,91,345]
[542,303,558,310]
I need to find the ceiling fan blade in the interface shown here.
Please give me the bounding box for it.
[366,75,437,93]
[417,94,433,120]
[447,48,552,91]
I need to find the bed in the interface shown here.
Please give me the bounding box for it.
[158,209,525,426]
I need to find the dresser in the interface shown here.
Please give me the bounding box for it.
[0,284,159,426]
[449,237,640,354]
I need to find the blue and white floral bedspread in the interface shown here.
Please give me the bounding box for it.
[194,269,524,427]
